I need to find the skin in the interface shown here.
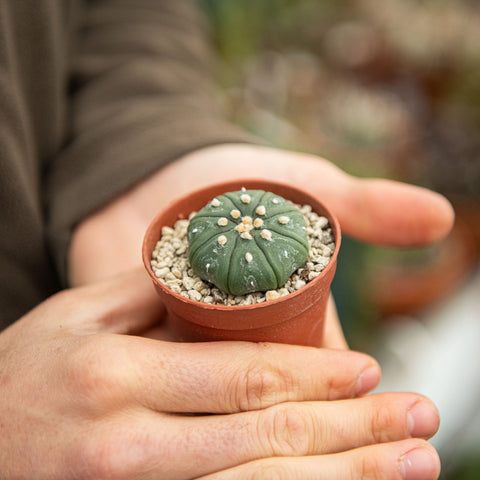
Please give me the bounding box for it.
[0,145,452,479]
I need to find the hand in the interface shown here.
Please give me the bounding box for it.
[0,269,440,479]
[69,143,454,287]
[68,143,454,348]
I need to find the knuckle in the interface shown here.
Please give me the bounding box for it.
[71,424,146,480]
[369,398,406,444]
[325,369,357,400]
[70,431,120,479]
[259,404,310,456]
[236,348,295,411]
[241,363,283,410]
[68,336,124,408]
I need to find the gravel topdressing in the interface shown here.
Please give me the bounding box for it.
[150,203,335,305]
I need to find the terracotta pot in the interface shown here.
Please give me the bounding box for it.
[142,179,341,346]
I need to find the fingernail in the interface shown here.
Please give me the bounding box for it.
[400,447,441,480]
[355,365,380,396]
[408,401,440,438]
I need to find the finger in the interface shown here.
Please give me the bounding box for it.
[319,170,455,246]
[197,439,441,480]
[101,393,438,479]
[66,268,166,334]
[81,336,380,414]
[268,150,454,246]
[135,340,382,413]
[323,295,348,350]
[177,392,439,470]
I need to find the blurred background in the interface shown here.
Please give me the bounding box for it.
[198,0,480,478]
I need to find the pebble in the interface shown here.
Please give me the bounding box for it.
[188,290,202,301]
[266,290,280,301]
[294,279,306,290]
[154,267,170,278]
[182,277,195,290]
[171,267,182,279]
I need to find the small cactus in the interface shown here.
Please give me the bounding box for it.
[187,189,309,296]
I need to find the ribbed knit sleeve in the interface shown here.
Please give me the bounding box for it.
[45,0,252,283]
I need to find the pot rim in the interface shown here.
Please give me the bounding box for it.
[142,178,341,313]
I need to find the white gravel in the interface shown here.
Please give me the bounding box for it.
[150,204,335,305]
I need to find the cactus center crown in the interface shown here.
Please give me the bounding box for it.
[187,189,309,296]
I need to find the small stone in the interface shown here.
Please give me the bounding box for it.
[300,204,312,214]
[321,245,332,256]
[266,290,280,301]
[188,290,202,301]
[161,226,174,236]
[153,266,170,278]
[317,216,329,229]
[182,277,195,290]
[169,284,182,294]
[294,279,306,290]
[175,245,187,255]
[171,267,182,279]
[321,232,332,243]
[193,280,207,291]
[244,295,254,305]
[308,271,321,281]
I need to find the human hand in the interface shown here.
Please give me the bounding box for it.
[68,143,453,347]
[0,269,440,479]
[69,143,454,287]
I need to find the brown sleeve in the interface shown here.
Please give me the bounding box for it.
[45,0,253,283]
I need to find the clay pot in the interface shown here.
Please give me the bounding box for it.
[142,179,341,347]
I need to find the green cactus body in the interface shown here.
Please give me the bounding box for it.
[187,189,309,296]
